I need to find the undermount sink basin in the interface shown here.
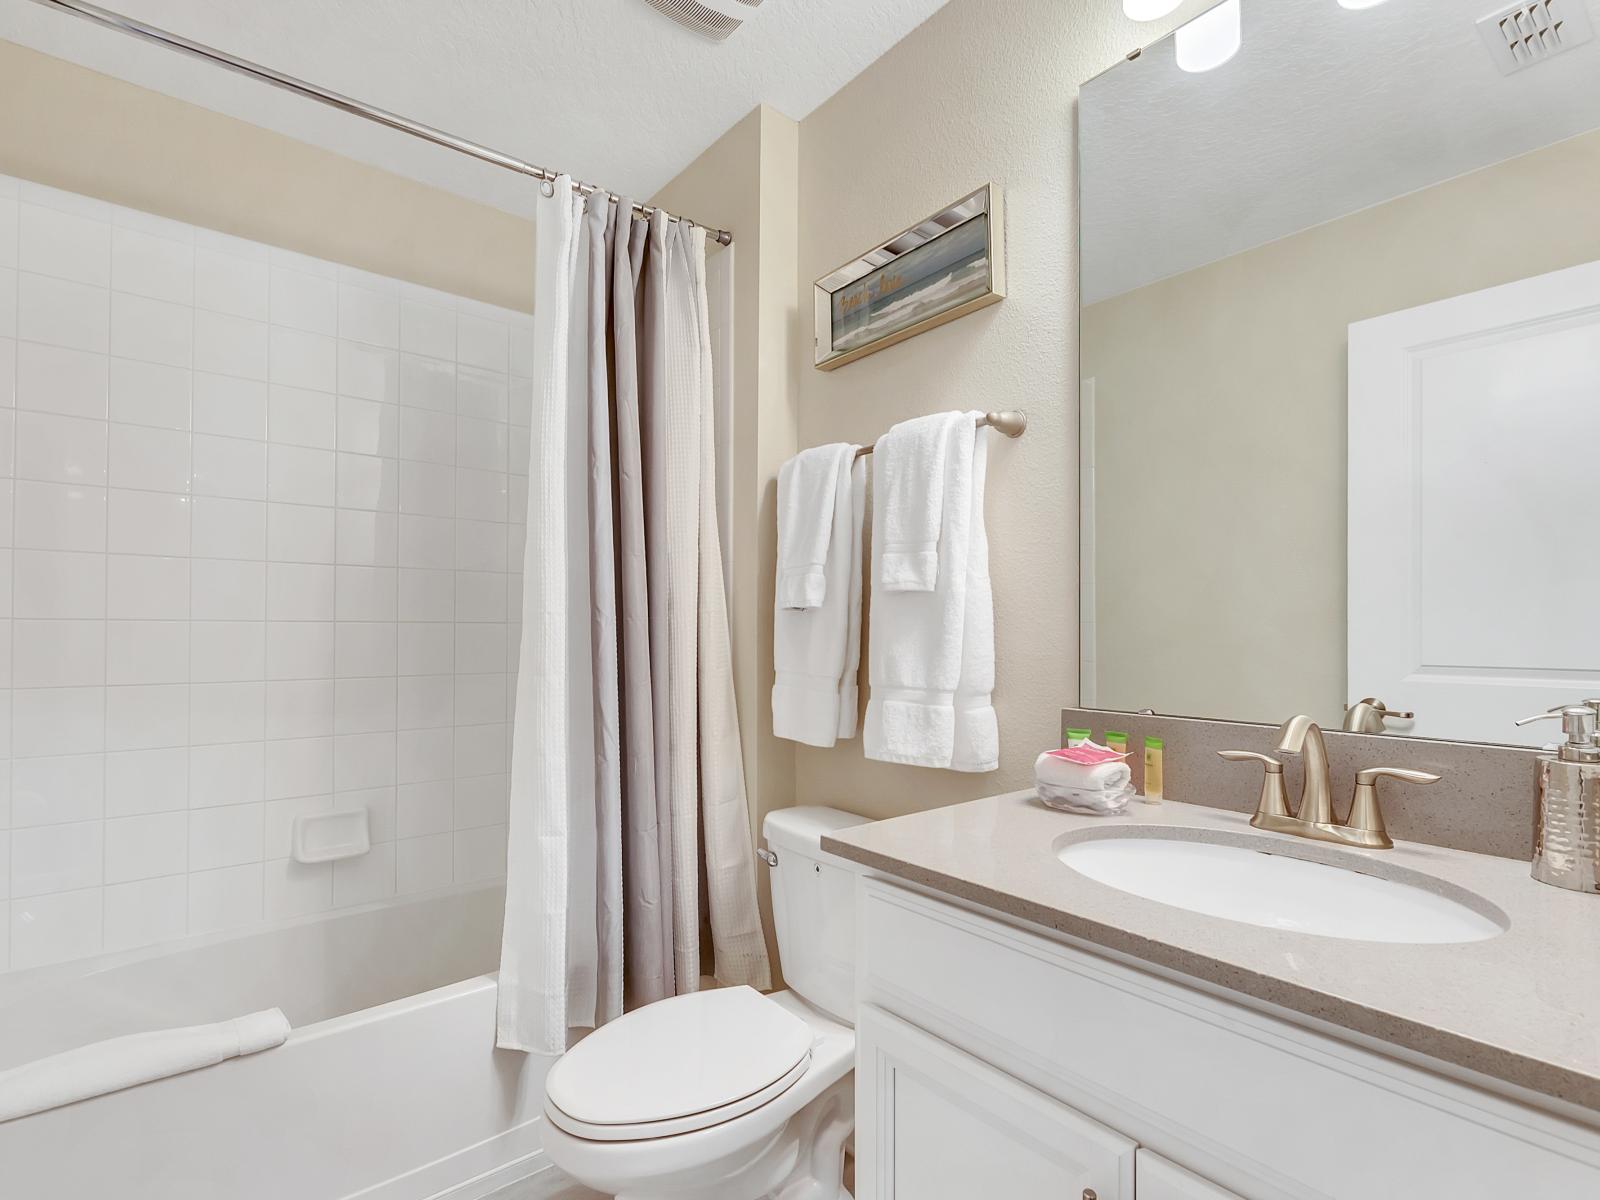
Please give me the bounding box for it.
[1057,832,1507,944]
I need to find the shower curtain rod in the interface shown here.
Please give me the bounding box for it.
[23,0,736,247]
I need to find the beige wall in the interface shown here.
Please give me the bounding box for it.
[0,39,534,311]
[1083,127,1600,729]
[652,107,801,977]
[787,0,1204,821]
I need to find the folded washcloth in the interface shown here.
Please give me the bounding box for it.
[875,412,967,592]
[0,1008,290,1123]
[1034,745,1133,815]
[777,444,854,610]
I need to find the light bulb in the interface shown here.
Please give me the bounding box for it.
[1124,0,1183,19]
[1175,0,1242,73]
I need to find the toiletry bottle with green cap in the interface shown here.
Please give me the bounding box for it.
[1143,736,1165,803]
[1064,727,1091,747]
[1105,731,1128,757]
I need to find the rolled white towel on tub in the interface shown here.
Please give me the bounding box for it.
[0,1008,290,1123]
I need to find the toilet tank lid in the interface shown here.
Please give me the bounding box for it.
[763,806,870,855]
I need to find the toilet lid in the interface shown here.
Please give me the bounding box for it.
[544,986,814,1131]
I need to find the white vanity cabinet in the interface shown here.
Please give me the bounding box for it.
[856,1005,1136,1199]
[854,878,1600,1200]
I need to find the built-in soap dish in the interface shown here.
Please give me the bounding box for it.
[291,808,371,864]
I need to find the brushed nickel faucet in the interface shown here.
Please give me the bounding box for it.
[1218,715,1440,850]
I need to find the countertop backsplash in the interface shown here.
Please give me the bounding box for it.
[1059,708,1540,861]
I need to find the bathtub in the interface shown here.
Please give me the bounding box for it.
[0,883,556,1200]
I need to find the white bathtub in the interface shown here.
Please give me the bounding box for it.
[0,883,556,1200]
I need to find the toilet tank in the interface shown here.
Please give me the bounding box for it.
[763,806,870,1025]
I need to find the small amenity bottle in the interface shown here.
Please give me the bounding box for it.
[1143,736,1165,803]
[1064,727,1091,747]
[1105,731,1129,757]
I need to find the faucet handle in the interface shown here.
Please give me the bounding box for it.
[1345,767,1441,849]
[1217,750,1292,820]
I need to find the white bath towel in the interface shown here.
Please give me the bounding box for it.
[777,444,852,610]
[875,412,963,592]
[864,411,998,771]
[0,1009,289,1123]
[773,450,865,746]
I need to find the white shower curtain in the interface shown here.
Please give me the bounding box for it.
[497,179,769,1056]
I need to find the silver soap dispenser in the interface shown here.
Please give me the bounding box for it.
[1514,705,1600,893]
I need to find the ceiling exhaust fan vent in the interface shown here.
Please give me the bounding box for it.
[640,0,768,42]
[1476,0,1595,74]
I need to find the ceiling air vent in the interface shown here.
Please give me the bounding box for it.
[640,0,766,42]
[1476,0,1595,74]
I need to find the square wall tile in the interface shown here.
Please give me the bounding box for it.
[14,481,106,552]
[107,554,189,619]
[11,754,105,826]
[396,832,452,894]
[106,748,189,816]
[15,411,108,486]
[188,862,262,934]
[10,889,103,969]
[105,812,187,883]
[16,342,107,418]
[109,358,190,430]
[110,291,193,368]
[191,496,267,560]
[105,683,188,752]
[103,876,187,952]
[188,803,263,871]
[108,423,191,493]
[263,858,332,920]
[14,549,106,618]
[192,372,266,440]
[11,820,104,896]
[13,686,105,757]
[19,203,110,287]
[111,226,194,306]
[107,489,189,556]
[194,309,268,381]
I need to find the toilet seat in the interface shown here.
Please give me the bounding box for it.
[544,986,815,1143]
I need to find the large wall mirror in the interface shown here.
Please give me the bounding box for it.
[1079,0,1600,747]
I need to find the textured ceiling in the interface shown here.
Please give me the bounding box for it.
[0,0,952,216]
[1082,0,1600,302]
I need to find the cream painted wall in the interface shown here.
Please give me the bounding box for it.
[652,107,801,977]
[1083,127,1600,729]
[787,0,1205,821]
[0,40,535,312]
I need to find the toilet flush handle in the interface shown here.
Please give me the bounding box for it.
[757,848,778,867]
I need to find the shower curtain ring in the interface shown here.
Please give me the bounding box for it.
[540,179,556,198]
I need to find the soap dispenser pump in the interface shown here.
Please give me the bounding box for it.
[1514,705,1600,893]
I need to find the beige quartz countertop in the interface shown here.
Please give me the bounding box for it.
[822,791,1600,1117]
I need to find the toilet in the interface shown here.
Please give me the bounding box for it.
[540,806,869,1200]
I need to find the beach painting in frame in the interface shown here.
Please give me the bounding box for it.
[814,184,1005,369]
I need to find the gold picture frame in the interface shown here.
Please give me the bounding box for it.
[813,183,1006,371]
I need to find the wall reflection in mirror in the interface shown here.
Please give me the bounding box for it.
[1079,0,1600,747]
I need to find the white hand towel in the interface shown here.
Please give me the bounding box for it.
[777,444,853,609]
[865,413,993,769]
[0,1009,289,1123]
[875,412,966,592]
[773,450,865,746]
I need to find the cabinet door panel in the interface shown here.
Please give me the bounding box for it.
[1137,1150,1244,1200]
[856,1005,1135,1200]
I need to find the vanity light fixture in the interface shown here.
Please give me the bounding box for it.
[1123,0,1183,20]
[1176,0,1242,72]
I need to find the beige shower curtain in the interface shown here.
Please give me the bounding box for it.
[497,179,769,1056]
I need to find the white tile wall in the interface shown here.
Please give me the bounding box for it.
[0,176,530,972]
